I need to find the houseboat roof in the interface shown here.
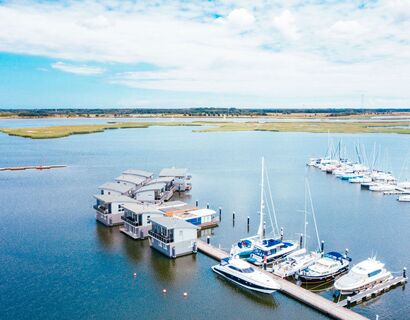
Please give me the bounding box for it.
[165,208,216,219]
[94,194,140,204]
[137,182,167,193]
[98,182,133,194]
[121,202,163,214]
[146,177,175,185]
[159,167,188,177]
[150,216,198,229]
[122,169,153,178]
[158,201,187,210]
[115,174,146,185]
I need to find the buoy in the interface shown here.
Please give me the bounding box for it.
[162,289,167,294]
[133,272,137,277]
[183,292,188,297]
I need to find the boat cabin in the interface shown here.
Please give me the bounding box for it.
[148,216,198,258]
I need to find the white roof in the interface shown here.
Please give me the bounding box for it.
[352,258,384,274]
[122,169,153,178]
[98,182,133,193]
[158,201,187,210]
[159,167,188,177]
[115,174,146,185]
[186,208,216,217]
[121,202,163,214]
[137,182,167,193]
[94,194,140,204]
[146,177,175,185]
[150,216,198,230]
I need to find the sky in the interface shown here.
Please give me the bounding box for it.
[0,0,409,109]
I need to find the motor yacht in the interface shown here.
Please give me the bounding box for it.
[212,257,281,294]
[398,195,410,202]
[334,258,392,295]
[296,251,351,283]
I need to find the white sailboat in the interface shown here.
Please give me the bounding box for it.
[273,180,322,278]
[230,158,299,264]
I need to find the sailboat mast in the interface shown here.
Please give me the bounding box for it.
[258,157,265,241]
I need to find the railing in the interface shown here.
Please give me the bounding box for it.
[93,205,108,214]
[148,230,174,244]
[121,216,141,226]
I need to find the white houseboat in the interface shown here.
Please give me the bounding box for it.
[115,174,148,189]
[122,169,153,181]
[134,182,170,203]
[148,216,198,258]
[159,167,192,191]
[98,181,134,196]
[120,203,163,239]
[93,194,140,227]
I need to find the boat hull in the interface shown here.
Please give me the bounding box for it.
[297,266,349,283]
[211,266,278,294]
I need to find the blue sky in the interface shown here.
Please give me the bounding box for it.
[0,0,409,108]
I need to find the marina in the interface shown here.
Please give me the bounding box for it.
[1,123,409,320]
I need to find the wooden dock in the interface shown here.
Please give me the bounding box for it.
[0,165,66,171]
[197,240,368,320]
[337,276,407,307]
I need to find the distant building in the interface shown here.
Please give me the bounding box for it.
[120,203,163,239]
[159,167,192,191]
[93,194,140,227]
[148,216,198,258]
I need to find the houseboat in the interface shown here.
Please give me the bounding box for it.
[93,194,140,227]
[122,169,153,181]
[134,182,170,203]
[159,167,192,191]
[98,181,133,196]
[120,203,163,239]
[148,216,198,258]
[115,174,148,189]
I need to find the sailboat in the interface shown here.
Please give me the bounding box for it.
[272,180,322,278]
[230,158,299,263]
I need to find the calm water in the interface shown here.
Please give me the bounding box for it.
[0,119,409,320]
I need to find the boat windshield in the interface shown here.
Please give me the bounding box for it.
[228,265,255,273]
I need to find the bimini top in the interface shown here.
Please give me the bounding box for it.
[122,169,153,178]
[94,194,140,204]
[325,252,346,261]
[150,216,198,230]
[98,182,133,194]
[159,167,188,177]
[115,174,146,186]
[136,182,167,193]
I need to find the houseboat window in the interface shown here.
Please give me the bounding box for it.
[147,216,151,224]
[101,190,104,195]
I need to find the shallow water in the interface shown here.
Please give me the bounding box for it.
[0,120,409,320]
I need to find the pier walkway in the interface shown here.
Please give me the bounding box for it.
[197,239,368,320]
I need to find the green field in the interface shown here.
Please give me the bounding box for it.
[1,120,410,139]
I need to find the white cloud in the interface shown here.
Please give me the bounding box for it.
[0,1,409,107]
[51,62,104,75]
[273,10,299,40]
[227,8,255,28]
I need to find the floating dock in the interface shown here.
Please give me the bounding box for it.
[0,165,66,171]
[337,276,407,307]
[197,240,368,320]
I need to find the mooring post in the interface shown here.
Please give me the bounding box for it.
[219,207,222,221]
[233,211,235,222]
[300,233,303,248]
[321,240,325,253]
[207,236,210,244]
[195,200,198,207]
[403,267,407,278]
[347,296,351,308]
[207,203,209,209]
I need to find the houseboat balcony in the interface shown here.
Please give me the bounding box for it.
[121,215,141,226]
[148,230,174,244]
[93,205,109,214]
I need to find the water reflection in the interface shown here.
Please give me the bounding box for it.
[122,237,148,264]
[95,223,123,250]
